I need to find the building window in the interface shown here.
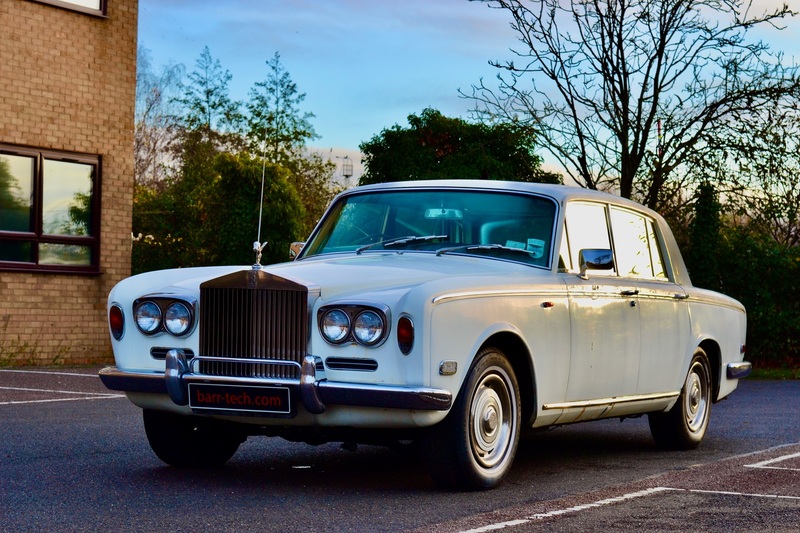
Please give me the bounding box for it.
[0,144,101,274]
[28,0,107,17]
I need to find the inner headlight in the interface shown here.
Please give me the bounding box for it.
[321,308,350,344]
[353,310,385,345]
[134,301,162,334]
[164,302,192,336]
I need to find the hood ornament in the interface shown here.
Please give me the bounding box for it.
[253,240,267,269]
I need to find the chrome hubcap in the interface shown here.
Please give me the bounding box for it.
[470,370,516,470]
[684,362,708,434]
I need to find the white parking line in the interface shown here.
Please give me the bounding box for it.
[0,369,99,378]
[0,395,125,406]
[0,385,117,395]
[459,487,677,533]
[0,385,124,405]
[685,488,800,500]
[457,485,800,533]
[745,452,800,472]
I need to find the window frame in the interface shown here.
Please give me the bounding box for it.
[28,0,107,18]
[0,143,102,275]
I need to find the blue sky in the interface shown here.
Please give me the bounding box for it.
[138,0,519,180]
[138,0,800,181]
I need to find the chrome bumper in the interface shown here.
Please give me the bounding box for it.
[99,350,452,414]
[726,361,753,379]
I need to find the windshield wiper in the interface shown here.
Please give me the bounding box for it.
[355,234,449,255]
[435,244,535,257]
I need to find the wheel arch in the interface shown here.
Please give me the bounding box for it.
[479,332,536,426]
[697,339,721,402]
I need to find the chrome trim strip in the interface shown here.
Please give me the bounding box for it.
[433,289,564,305]
[727,361,753,379]
[542,391,679,410]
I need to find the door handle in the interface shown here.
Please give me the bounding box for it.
[620,289,639,296]
[673,293,690,300]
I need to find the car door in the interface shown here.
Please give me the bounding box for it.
[561,202,641,403]
[608,206,689,395]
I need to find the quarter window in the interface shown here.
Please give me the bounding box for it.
[0,144,100,273]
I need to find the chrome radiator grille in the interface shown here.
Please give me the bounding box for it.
[198,270,308,380]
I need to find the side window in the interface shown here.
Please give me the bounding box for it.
[610,207,667,280]
[564,202,614,274]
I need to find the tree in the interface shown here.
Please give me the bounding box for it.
[135,46,183,188]
[208,152,305,266]
[174,46,243,148]
[246,52,318,164]
[720,101,800,247]
[685,182,721,290]
[359,108,562,185]
[246,52,337,236]
[469,0,800,209]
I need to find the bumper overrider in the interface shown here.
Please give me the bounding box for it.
[99,349,453,415]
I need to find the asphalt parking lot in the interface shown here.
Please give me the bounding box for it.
[420,443,800,532]
[2,366,798,532]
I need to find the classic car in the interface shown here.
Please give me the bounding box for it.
[100,180,751,490]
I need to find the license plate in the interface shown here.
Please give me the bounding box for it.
[188,383,292,416]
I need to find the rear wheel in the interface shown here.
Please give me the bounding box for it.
[423,347,521,491]
[143,409,244,467]
[649,348,712,449]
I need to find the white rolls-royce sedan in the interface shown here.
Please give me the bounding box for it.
[100,180,750,490]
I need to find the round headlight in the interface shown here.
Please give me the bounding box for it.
[321,308,350,344]
[135,301,162,334]
[164,302,192,336]
[353,310,385,345]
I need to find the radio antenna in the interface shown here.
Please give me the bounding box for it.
[252,135,269,269]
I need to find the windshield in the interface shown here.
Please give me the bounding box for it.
[300,188,558,268]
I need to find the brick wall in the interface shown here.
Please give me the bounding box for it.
[0,0,137,365]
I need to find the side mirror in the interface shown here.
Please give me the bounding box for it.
[289,242,305,260]
[578,248,614,279]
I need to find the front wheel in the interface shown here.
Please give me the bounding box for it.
[143,409,244,467]
[648,348,712,450]
[422,347,521,491]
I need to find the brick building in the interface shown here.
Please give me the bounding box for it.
[0,0,137,365]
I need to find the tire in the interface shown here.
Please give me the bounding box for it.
[648,348,712,450]
[423,347,521,491]
[143,409,244,467]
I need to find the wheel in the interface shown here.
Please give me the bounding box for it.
[648,348,712,450]
[422,347,521,491]
[143,409,244,467]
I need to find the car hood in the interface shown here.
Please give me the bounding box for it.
[267,252,546,299]
[114,252,549,305]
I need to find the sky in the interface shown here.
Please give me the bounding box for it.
[137,0,800,183]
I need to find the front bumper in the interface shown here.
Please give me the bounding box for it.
[99,349,452,415]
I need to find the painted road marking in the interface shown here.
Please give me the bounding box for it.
[0,369,99,377]
[0,386,116,396]
[745,452,800,472]
[457,486,800,532]
[459,488,676,533]
[0,395,125,406]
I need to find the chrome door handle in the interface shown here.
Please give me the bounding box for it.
[620,289,639,296]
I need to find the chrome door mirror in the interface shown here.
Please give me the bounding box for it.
[578,248,614,279]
